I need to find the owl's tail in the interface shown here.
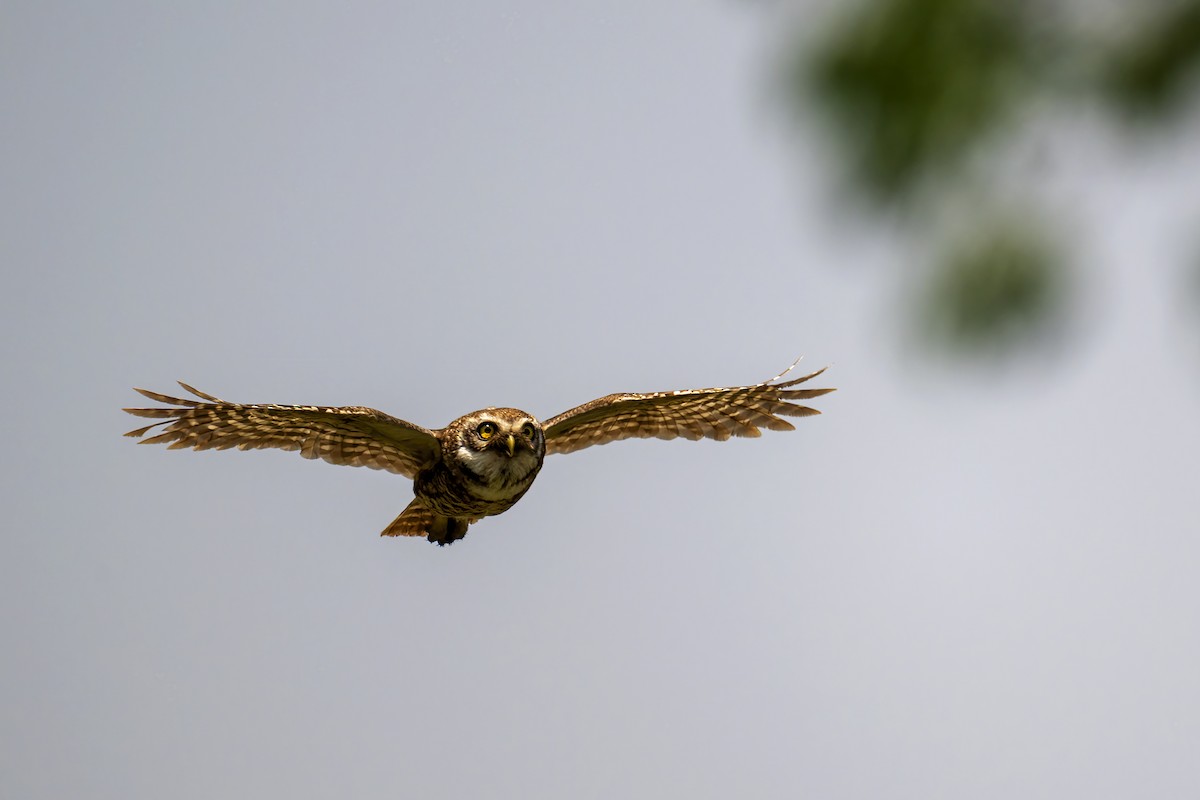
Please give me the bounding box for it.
[381,499,472,546]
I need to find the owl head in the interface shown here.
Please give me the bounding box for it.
[445,407,545,493]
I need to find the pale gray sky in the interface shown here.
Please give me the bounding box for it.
[3,3,1198,799]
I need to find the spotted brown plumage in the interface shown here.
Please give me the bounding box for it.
[124,362,834,545]
[541,366,832,455]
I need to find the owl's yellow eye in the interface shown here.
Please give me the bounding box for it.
[522,423,536,439]
[477,422,496,440]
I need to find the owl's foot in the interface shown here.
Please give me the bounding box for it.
[427,516,470,546]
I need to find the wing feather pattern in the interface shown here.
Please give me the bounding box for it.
[542,363,834,456]
[123,383,441,478]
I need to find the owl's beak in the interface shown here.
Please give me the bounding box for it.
[505,434,515,457]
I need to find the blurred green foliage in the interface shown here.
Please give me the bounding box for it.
[920,224,1062,352]
[785,0,1200,356]
[1104,1,1200,119]
[803,0,1029,202]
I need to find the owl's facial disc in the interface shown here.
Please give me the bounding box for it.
[453,412,543,497]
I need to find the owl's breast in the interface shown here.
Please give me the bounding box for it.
[414,449,542,519]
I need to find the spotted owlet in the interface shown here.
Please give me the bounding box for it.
[124,361,834,545]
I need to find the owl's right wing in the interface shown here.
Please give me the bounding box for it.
[123,382,441,478]
[541,362,833,456]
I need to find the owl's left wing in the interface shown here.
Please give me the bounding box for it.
[123,382,441,478]
[541,363,834,456]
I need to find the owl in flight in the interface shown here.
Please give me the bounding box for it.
[124,361,833,545]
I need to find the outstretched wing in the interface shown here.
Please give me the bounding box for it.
[123,382,441,478]
[541,362,834,456]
